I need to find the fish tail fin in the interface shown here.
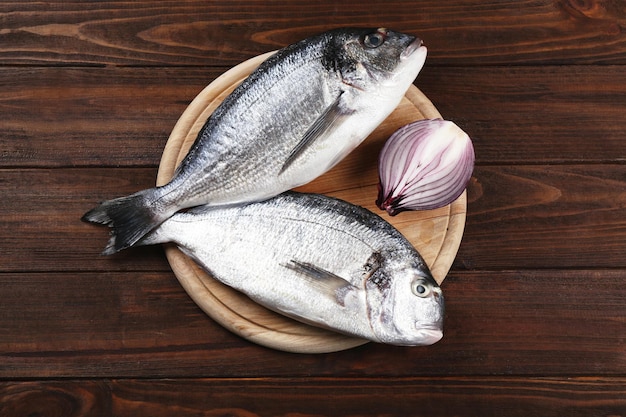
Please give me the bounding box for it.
[82,189,165,255]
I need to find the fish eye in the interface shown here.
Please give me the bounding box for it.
[412,279,432,298]
[363,31,386,48]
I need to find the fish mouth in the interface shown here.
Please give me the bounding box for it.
[401,37,426,60]
[415,327,443,346]
[387,326,442,347]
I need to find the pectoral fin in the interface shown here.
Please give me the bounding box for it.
[284,260,356,305]
[279,92,349,174]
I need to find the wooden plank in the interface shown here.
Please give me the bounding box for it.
[1,270,625,378]
[1,65,625,168]
[417,65,626,164]
[1,377,626,417]
[1,1,625,66]
[459,164,626,270]
[0,67,207,168]
[1,164,624,273]
[0,168,169,272]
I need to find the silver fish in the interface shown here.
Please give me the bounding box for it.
[138,192,444,346]
[83,27,427,255]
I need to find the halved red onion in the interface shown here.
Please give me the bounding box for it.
[376,118,475,216]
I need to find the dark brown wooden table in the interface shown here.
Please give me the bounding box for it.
[1,1,625,415]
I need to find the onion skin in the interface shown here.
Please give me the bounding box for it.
[376,118,475,216]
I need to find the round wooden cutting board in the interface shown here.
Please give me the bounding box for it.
[156,51,467,353]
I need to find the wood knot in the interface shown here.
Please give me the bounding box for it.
[558,0,609,20]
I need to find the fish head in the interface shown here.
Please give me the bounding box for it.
[365,258,444,346]
[325,27,427,92]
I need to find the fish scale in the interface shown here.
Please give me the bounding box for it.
[138,191,444,346]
